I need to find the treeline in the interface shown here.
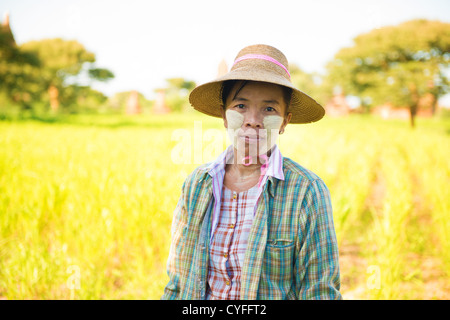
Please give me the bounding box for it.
[1,18,449,126]
[292,19,450,127]
[0,28,115,115]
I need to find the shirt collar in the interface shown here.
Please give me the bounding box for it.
[204,144,284,181]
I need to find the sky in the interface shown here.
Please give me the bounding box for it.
[1,0,450,100]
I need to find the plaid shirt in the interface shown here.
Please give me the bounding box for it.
[162,144,341,300]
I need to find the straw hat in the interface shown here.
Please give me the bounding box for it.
[189,44,325,124]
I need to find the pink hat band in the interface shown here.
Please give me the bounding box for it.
[232,54,291,79]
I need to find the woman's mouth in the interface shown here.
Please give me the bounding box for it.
[240,135,262,143]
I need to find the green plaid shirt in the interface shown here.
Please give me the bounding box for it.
[162,149,341,300]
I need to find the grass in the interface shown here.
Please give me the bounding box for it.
[0,113,449,299]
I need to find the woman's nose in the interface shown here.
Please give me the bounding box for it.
[243,109,263,128]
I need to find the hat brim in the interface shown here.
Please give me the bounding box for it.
[189,68,325,124]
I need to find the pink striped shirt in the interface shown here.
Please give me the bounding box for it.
[203,144,284,299]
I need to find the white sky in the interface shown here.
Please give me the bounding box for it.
[1,0,449,101]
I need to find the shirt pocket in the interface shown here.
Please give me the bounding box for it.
[261,239,295,295]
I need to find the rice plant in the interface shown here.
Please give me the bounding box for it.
[0,114,449,299]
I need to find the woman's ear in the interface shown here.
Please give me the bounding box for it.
[280,112,292,134]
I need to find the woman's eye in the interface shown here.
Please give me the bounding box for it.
[235,104,245,109]
[266,106,275,112]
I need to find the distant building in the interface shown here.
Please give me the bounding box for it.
[372,104,410,120]
[324,93,351,117]
[372,93,436,119]
[323,83,439,119]
[125,90,141,115]
[324,86,351,117]
[153,88,170,114]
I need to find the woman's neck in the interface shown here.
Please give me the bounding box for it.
[227,147,271,179]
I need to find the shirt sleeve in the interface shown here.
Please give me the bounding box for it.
[296,179,342,300]
[161,184,187,300]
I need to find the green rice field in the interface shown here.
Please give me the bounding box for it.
[0,113,449,299]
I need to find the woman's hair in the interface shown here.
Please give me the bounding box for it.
[221,80,292,116]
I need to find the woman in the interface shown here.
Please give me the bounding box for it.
[162,44,341,300]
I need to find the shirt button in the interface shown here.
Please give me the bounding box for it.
[233,193,237,199]
[223,253,228,258]
[226,280,230,286]
[229,224,235,229]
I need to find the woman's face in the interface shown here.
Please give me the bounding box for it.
[221,81,292,160]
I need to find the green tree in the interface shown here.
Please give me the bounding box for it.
[165,77,196,112]
[19,38,114,112]
[0,19,40,108]
[290,64,332,106]
[60,85,108,113]
[327,19,450,127]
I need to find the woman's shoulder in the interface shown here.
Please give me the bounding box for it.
[282,157,324,184]
[282,157,331,199]
[182,162,212,186]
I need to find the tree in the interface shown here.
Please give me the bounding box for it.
[290,64,332,106]
[165,77,196,112]
[19,38,114,112]
[327,19,450,127]
[0,17,40,108]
